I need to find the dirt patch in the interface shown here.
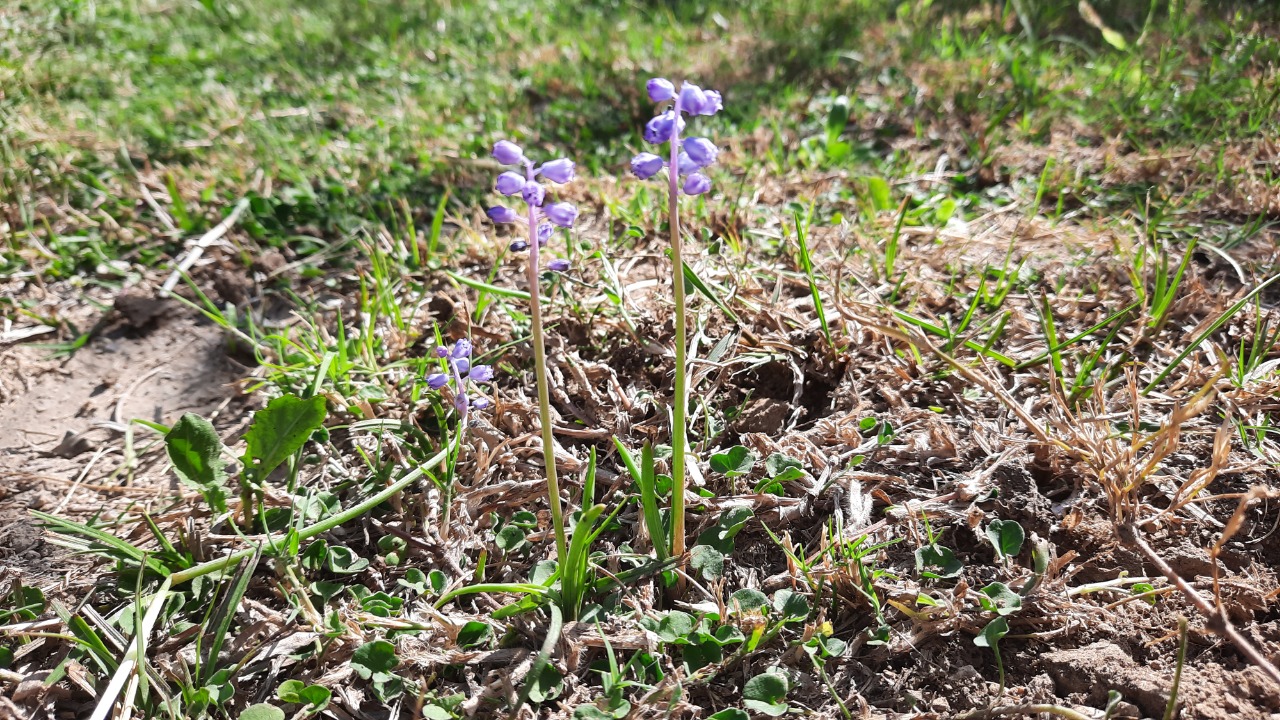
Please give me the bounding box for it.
[0,299,243,581]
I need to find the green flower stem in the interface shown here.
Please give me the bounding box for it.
[168,446,450,586]
[526,194,570,563]
[667,92,689,563]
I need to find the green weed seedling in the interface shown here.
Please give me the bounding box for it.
[742,670,792,717]
[985,518,1025,567]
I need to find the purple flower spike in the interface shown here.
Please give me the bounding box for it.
[643,111,684,144]
[426,372,449,389]
[452,339,473,359]
[538,223,554,246]
[487,206,519,224]
[522,181,546,207]
[510,240,529,252]
[679,84,707,114]
[469,365,494,383]
[493,140,524,165]
[539,158,575,184]
[546,259,570,273]
[496,171,526,196]
[647,78,675,102]
[632,153,665,179]
[677,152,700,175]
[545,202,578,228]
[683,173,711,196]
[683,137,718,167]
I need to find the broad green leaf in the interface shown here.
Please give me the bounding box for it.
[326,545,369,574]
[865,176,892,211]
[238,704,285,720]
[457,620,492,647]
[575,706,612,720]
[656,611,696,643]
[743,672,789,716]
[728,588,768,614]
[243,394,327,479]
[764,453,802,479]
[707,710,749,720]
[350,640,398,679]
[709,446,755,477]
[526,664,562,703]
[772,590,810,623]
[165,413,227,512]
[978,582,1022,616]
[825,95,850,148]
[986,519,1025,562]
[974,616,1009,648]
[915,544,964,579]
[690,545,725,581]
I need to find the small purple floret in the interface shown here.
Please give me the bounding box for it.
[487,206,519,224]
[539,158,575,184]
[496,171,525,195]
[521,181,546,207]
[545,202,578,228]
[683,173,711,196]
[493,140,524,165]
[631,153,665,179]
[546,259,570,273]
[452,339,472,358]
[469,365,494,383]
[683,137,718,167]
[426,373,449,389]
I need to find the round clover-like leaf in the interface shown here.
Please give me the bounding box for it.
[238,704,285,720]
[742,672,790,717]
[710,446,756,477]
[350,640,399,679]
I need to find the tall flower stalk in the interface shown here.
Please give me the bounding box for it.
[632,79,722,561]
[487,140,578,563]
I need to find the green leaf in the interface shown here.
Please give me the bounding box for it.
[709,446,755,477]
[974,616,1009,648]
[243,394,327,480]
[656,611,696,643]
[456,620,492,648]
[915,544,964,579]
[708,710,749,720]
[575,706,613,720]
[496,525,528,552]
[986,519,1025,562]
[978,582,1022,616]
[277,681,330,712]
[864,176,892,211]
[238,704,285,720]
[696,506,754,555]
[825,95,850,148]
[772,590,810,623]
[1131,582,1157,605]
[165,413,227,511]
[326,545,370,575]
[743,672,790,716]
[764,453,802,479]
[690,545,725,581]
[350,640,399,679]
[728,588,768,614]
[526,663,563,703]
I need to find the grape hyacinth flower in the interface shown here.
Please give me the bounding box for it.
[426,338,495,421]
[484,140,578,562]
[632,78,723,567]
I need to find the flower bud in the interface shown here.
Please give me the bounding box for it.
[509,240,529,252]
[643,111,684,144]
[631,153,665,179]
[492,140,524,165]
[682,173,711,195]
[472,397,491,409]
[487,206,519,224]
[434,346,449,358]
[677,152,700,175]
[647,78,676,102]
[521,181,546,206]
[545,202,578,228]
[539,158,575,184]
[678,83,707,114]
[546,259,570,273]
[683,137,718,167]
[469,364,494,383]
[695,90,723,116]
[454,393,469,413]
[455,358,470,375]
[451,339,472,358]
[495,171,526,195]
[426,373,449,389]
[538,223,554,246]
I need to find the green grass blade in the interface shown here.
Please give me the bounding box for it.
[198,548,260,686]
[1144,272,1280,394]
[445,269,530,300]
[794,210,831,346]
